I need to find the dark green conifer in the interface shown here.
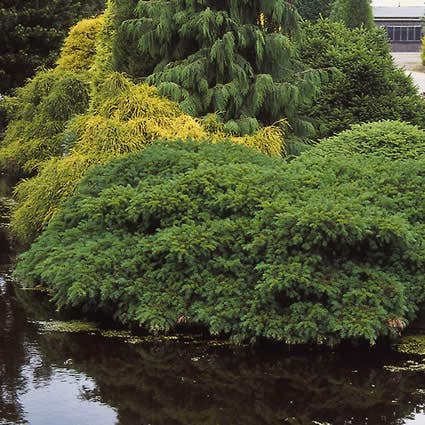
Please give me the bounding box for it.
[331,0,374,30]
[296,0,332,21]
[121,0,328,135]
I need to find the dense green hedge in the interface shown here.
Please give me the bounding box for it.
[16,133,425,345]
[301,20,425,138]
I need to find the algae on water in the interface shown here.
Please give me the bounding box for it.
[395,335,425,356]
[34,320,99,334]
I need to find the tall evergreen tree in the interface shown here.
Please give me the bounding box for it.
[296,0,332,21]
[0,0,105,94]
[122,0,328,135]
[331,0,374,30]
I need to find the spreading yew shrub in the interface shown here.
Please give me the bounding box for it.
[15,136,425,345]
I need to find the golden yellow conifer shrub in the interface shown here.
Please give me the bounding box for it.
[56,16,105,71]
[0,15,104,176]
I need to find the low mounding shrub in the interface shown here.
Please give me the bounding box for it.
[11,73,285,245]
[312,120,425,160]
[301,20,425,138]
[15,139,425,345]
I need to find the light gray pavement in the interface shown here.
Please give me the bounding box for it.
[391,52,425,94]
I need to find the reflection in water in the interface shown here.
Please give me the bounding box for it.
[0,270,425,425]
[0,274,118,425]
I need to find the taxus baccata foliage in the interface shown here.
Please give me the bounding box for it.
[117,0,329,136]
[15,137,425,345]
[300,20,425,138]
[11,73,284,245]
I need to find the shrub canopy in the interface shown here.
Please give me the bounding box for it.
[0,15,105,177]
[10,72,285,245]
[16,134,425,345]
[312,120,425,160]
[56,16,105,72]
[0,70,91,176]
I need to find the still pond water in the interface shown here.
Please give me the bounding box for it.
[1,193,425,424]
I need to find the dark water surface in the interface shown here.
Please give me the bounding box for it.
[1,221,425,424]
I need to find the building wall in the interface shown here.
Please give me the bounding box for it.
[391,42,421,52]
[375,18,422,52]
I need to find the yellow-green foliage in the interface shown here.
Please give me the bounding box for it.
[11,73,285,245]
[56,16,104,72]
[12,154,94,244]
[0,14,107,177]
[0,70,91,175]
[92,0,115,76]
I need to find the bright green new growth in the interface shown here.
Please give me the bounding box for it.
[15,127,425,345]
[117,0,329,136]
[331,0,374,30]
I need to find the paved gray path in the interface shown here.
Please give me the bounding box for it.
[392,52,425,93]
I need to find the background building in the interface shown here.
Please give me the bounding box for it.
[373,6,425,51]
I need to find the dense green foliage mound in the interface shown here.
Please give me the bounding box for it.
[112,0,328,136]
[0,0,105,94]
[312,121,425,160]
[16,136,425,345]
[301,20,425,137]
